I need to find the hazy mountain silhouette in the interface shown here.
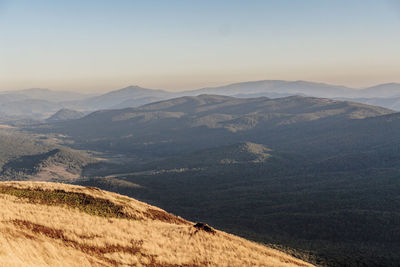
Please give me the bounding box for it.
[46,108,85,123]
[71,85,175,110]
[0,88,90,102]
[186,80,354,98]
[2,81,400,120]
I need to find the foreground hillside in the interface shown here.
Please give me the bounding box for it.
[0,182,312,267]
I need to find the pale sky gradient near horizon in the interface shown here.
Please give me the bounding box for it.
[0,0,399,93]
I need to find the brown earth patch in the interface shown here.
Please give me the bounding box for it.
[145,208,190,225]
[11,219,144,266]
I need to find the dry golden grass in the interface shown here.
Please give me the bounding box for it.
[0,181,313,267]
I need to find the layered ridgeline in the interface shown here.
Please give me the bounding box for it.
[36,94,394,156]
[2,81,400,121]
[187,80,400,99]
[0,86,173,121]
[31,95,400,266]
[0,88,90,121]
[0,182,312,267]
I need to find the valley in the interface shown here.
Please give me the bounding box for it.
[3,1,399,266]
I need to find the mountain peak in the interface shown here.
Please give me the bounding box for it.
[123,85,146,90]
[46,108,85,122]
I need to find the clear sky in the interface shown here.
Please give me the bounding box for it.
[0,0,399,92]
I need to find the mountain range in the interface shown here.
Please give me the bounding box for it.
[34,94,393,155]
[2,86,400,265]
[1,80,400,121]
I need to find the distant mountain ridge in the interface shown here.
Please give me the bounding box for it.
[32,94,394,157]
[185,80,400,98]
[0,88,91,102]
[73,85,173,110]
[336,96,400,111]
[357,83,400,98]
[0,89,94,121]
[187,80,352,98]
[2,80,400,121]
[46,108,85,123]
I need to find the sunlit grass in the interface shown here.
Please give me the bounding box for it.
[0,181,313,267]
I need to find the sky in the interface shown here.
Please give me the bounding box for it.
[0,0,399,92]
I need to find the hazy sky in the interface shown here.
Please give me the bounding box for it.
[1,0,399,92]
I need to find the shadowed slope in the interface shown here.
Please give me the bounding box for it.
[32,95,394,157]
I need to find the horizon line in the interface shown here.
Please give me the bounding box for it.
[1,79,399,94]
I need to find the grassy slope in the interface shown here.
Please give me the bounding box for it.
[0,181,312,267]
